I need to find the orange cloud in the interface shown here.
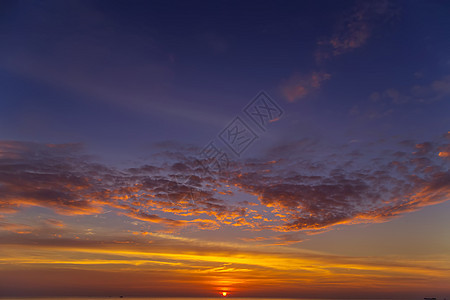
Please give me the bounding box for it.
[280,71,331,102]
[438,144,450,158]
[1,234,449,298]
[0,220,33,234]
[1,137,449,235]
[439,151,450,158]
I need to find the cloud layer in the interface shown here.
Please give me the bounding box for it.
[316,0,396,60]
[1,134,448,236]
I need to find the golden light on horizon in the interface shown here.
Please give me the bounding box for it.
[222,292,228,297]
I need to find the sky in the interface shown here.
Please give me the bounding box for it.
[0,0,449,298]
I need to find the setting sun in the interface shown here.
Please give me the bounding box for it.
[222,292,228,297]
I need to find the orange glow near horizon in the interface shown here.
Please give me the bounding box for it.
[1,236,450,298]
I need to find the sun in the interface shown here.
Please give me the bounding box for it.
[222,292,228,297]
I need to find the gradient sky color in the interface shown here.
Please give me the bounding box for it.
[0,0,449,298]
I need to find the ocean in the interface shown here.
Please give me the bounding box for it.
[0,296,404,300]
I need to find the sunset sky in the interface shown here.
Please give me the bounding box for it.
[0,0,449,298]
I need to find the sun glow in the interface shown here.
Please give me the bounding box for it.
[222,292,228,297]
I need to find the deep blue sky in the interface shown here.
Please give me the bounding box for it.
[1,0,449,159]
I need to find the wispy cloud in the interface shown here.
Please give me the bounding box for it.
[281,1,395,102]
[352,74,450,119]
[280,71,331,102]
[0,1,228,127]
[1,231,449,297]
[316,0,396,61]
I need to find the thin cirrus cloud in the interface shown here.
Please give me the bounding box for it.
[1,229,449,298]
[372,75,450,104]
[316,0,395,60]
[0,1,229,127]
[281,0,395,102]
[280,71,331,103]
[0,134,448,235]
[348,75,450,119]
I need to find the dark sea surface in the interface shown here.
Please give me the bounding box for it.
[0,296,406,300]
